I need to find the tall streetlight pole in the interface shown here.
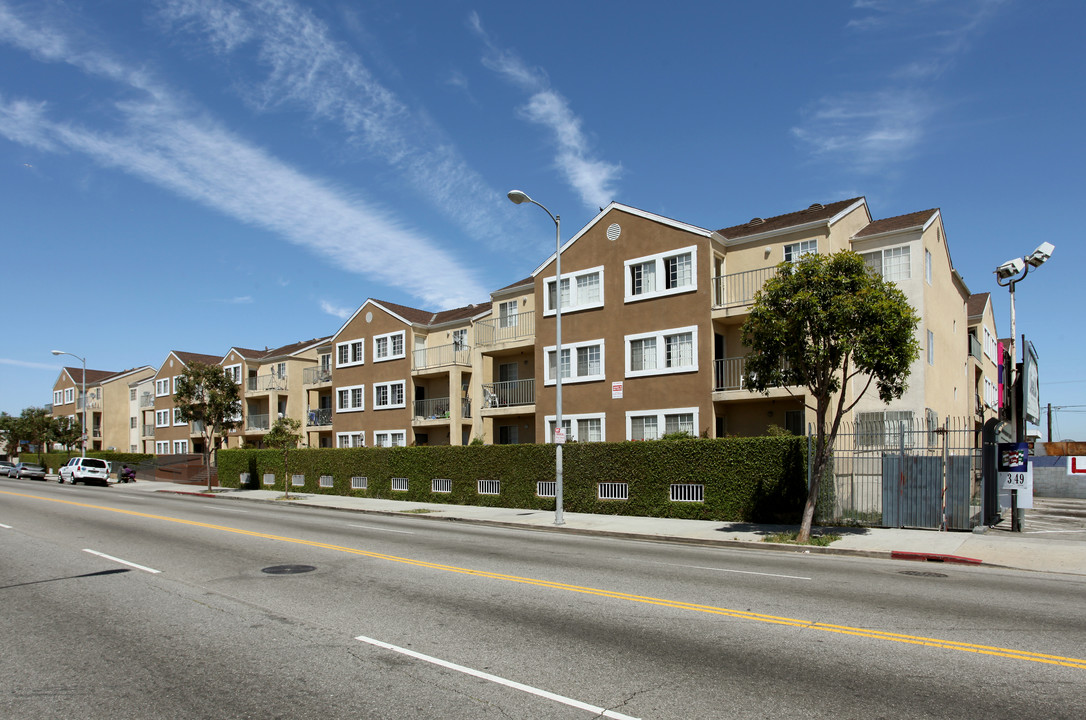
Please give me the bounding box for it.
[51,349,86,458]
[508,189,564,526]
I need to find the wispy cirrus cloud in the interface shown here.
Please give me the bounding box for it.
[156,0,510,249]
[0,358,60,371]
[319,300,352,319]
[0,2,487,308]
[792,0,1008,173]
[469,11,621,211]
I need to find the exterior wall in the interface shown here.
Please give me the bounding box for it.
[50,371,81,428]
[100,368,155,451]
[152,355,192,455]
[919,221,970,421]
[970,299,1000,425]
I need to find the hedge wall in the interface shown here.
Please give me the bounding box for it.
[33,451,154,474]
[219,437,807,523]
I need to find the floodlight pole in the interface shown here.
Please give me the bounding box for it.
[51,350,86,458]
[508,190,564,526]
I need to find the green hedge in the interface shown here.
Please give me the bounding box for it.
[219,437,807,523]
[34,451,154,474]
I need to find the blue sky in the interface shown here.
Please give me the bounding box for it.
[2,0,1083,439]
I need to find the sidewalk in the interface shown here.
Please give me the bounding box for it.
[124,480,1086,576]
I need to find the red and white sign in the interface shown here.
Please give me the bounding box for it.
[554,427,566,444]
[611,381,623,399]
[1068,457,1086,476]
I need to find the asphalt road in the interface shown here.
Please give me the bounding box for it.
[2,477,1084,719]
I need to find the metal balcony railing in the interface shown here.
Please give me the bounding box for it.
[303,366,332,385]
[246,413,270,431]
[712,266,779,309]
[141,424,155,438]
[462,397,471,419]
[481,378,535,408]
[475,312,535,347]
[246,374,288,393]
[968,334,983,362]
[413,343,472,371]
[714,357,793,391]
[307,407,333,427]
[414,397,451,420]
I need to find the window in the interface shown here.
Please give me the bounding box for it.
[130,388,137,401]
[498,425,518,444]
[862,246,911,281]
[545,413,605,443]
[499,300,519,328]
[64,387,75,404]
[336,432,365,448]
[856,410,916,448]
[983,326,997,362]
[155,440,170,454]
[543,266,605,315]
[927,330,935,365]
[224,364,242,383]
[155,409,170,427]
[173,408,186,426]
[625,326,698,378]
[984,377,998,408]
[155,378,170,396]
[925,249,933,284]
[784,240,817,262]
[544,339,605,385]
[452,328,467,350]
[54,390,63,406]
[172,440,188,454]
[172,375,181,394]
[336,384,365,412]
[626,407,699,441]
[130,417,137,429]
[624,247,696,302]
[373,430,406,447]
[373,331,406,361]
[336,339,364,367]
[373,380,406,409]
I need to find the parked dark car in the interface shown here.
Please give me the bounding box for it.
[14,463,47,480]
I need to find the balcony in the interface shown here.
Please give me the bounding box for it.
[714,357,797,399]
[141,424,155,438]
[712,266,779,311]
[190,420,206,436]
[968,334,983,362]
[413,343,472,373]
[245,413,270,432]
[476,312,535,348]
[77,396,103,411]
[414,397,451,422]
[139,392,155,408]
[481,379,535,409]
[306,407,332,427]
[303,366,332,385]
[246,374,288,394]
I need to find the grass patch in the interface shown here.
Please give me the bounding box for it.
[762,531,841,546]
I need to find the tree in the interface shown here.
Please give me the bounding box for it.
[54,416,83,455]
[173,362,242,492]
[263,416,302,499]
[0,412,22,460]
[18,407,55,463]
[741,251,920,542]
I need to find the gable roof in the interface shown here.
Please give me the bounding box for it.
[172,351,224,367]
[61,368,119,386]
[967,292,992,320]
[853,208,939,238]
[714,197,867,243]
[331,298,491,341]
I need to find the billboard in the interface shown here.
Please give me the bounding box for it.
[1024,339,1040,425]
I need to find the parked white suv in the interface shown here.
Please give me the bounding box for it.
[59,457,111,486]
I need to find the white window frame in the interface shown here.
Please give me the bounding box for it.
[172,440,188,454]
[625,407,700,441]
[224,364,242,384]
[543,339,605,385]
[336,338,365,368]
[544,412,606,443]
[335,384,365,413]
[373,331,406,362]
[373,380,407,409]
[155,378,171,397]
[983,326,997,363]
[336,432,365,448]
[373,430,406,447]
[625,326,698,378]
[173,408,186,426]
[624,247,697,303]
[172,375,181,394]
[543,265,605,316]
[927,329,935,366]
[64,387,75,404]
[155,409,171,428]
[784,239,818,262]
[925,249,933,284]
[498,300,519,328]
[861,246,911,281]
[54,390,64,406]
[155,440,170,454]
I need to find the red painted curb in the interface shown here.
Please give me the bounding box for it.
[891,551,982,565]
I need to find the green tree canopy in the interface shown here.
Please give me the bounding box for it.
[174,362,242,492]
[741,250,920,541]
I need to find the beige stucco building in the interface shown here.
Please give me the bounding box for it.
[51,365,156,452]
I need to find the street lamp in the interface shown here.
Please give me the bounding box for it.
[994,241,1054,533]
[508,189,565,526]
[51,349,86,458]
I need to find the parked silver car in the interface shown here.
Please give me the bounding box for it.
[14,463,47,480]
[0,460,15,477]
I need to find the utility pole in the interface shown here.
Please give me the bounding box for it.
[1047,402,1052,442]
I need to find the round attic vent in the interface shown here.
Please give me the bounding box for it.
[748,217,765,226]
[606,223,621,241]
[808,203,825,211]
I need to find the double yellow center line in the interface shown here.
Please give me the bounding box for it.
[6,489,1085,670]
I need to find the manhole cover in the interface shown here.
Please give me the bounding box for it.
[898,570,948,578]
[262,564,316,575]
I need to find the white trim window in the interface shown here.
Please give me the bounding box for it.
[498,300,519,328]
[155,378,171,397]
[784,239,817,262]
[155,440,170,454]
[336,432,365,448]
[173,408,186,426]
[452,328,467,350]
[172,440,189,454]
[543,266,604,315]
[373,430,406,447]
[862,246,911,282]
[336,384,365,413]
[373,331,406,362]
[544,413,605,443]
[544,339,604,385]
[172,375,181,394]
[982,326,997,363]
[373,380,406,409]
[925,249,933,284]
[224,364,242,383]
[155,409,171,428]
[54,389,64,406]
[624,247,696,303]
[65,387,75,404]
[626,407,699,441]
[927,329,935,366]
[625,326,698,378]
[336,338,365,368]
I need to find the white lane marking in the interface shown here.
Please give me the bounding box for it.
[354,635,639,720]
[347,523,415,535]
[651,561,811,580]
[203,506,250,513]
[0,522,11,529]
[83,549,161,574]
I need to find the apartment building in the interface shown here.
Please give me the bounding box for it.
[51,366,156,451]
[131,375,156,453]
[475,277,537,445]
[150,351,224,456]
[967,292,1001,432]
